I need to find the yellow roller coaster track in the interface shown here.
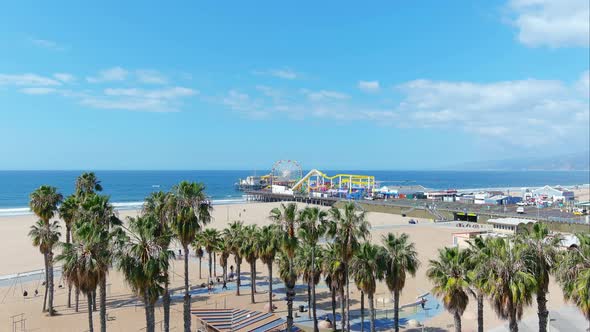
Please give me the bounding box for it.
[291,169,375,192]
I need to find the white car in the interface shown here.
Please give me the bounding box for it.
[516,207,525,214]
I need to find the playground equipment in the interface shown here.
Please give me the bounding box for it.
[291,169,376,196]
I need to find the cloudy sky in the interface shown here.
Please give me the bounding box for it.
[0,0,588,170]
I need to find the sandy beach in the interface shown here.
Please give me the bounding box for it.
[0,201,586,331]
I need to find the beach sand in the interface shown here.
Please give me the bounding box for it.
[0,202,585,331]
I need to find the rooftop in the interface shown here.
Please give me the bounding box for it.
[487,217,538,226]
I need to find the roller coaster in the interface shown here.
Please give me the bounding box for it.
[291,169,376,196]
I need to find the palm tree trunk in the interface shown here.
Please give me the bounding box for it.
[509,307,518,332]
[250,262,256,303]
[87,293,94,332]
[393,289,400,332]
[75,287,80,312]
[286,284,294,331]
[100,277,107,332]
[163,271,170,332]
[346,264,350,332]
[267,263,273,312]
[307,280,311,319]
[183,246,191,332]
[311,247,318,332]
[340,287,345,332]
[66,226,71,308]
[199,256,202,279]
[144,292,154,332]
[93,290,97,312]
[208,252,213,281]
[537,290,548,332]
[453,311,462,332]
[236,259,241,296]
[369,293,375,332]
[360,291,365,332]
[214,252,217,277]
[48,251,55,316]
[331,287,337,332]
[42,253,48,312]
[477,292,484,332]
[149,301,156,332]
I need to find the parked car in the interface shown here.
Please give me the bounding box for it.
[516,206,525,214]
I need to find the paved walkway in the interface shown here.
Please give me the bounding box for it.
[489,307,589,332]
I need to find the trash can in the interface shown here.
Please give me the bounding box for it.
[299,305,305,312]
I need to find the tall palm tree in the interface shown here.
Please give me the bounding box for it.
[269,203,300,331]
[170,181,211,332]
[466,236,494,332]
[59,194,79,308]
[427,246,472,332]
[298,206,328,331]
[117,215,171,332]
[57,234,102,332]
[142,191,174,332]
[351,242,383,332]
[78,194,121,332]
[259,224,280,312]
[224,221,245,295]
[28,219,61,314]
[328,202,370,331]
[295,243,323,321]
[484,237,536,332]
[75,172,103,197]
[29,185,63,315]
[200,228,221,282]
[518,222,562,332]
[241,225,261,303]
[557,233,590,322]
[195,246,204,279]
[218,240,231,284]
[381,232,420,332]
[322,243,346,332]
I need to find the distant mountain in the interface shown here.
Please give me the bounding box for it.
[450,150,590,171]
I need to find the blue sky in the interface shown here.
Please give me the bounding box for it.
[0,0,588,170]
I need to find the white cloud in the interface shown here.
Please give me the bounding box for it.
[19,87,58,95]
[80,87,197,112]
[306,90,350,101]
[136,70,167,84]
[30,38,65,51]
[87,67,128,83]
[80,97,176,112]
[104,87,197,99]
[253,68,300,80]
[577,70,589,97]
[358,80,380,92]
[509,0,590,47]
[53,73,75,83]
[0,73,61,86]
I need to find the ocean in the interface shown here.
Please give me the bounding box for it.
[1,170,588,216]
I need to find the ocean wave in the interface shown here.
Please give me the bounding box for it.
[0,197,248,217]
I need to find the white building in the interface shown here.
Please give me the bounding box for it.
[487,217,537,234]
[531,185,574,202]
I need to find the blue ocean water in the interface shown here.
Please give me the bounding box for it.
[0,170,588,216]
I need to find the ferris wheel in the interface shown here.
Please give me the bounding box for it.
[271,160,303,184]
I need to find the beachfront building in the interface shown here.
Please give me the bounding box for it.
[531,185,574,202]
[452,230,489,248]
[426,190,457,202]
[487,217,537,234]
[484,195,523,205]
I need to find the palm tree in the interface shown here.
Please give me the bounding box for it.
[259,224,280,312]
[381,232,420,332]
[484,237,536,332]
[295,243,323,322]
[75,172,103,197]
[328,202,370,331]
[518,222,562,332]
[117,215,171,332]
[322,243,346,332]
[269,203,300,331]
[466,236,494,332]
[298,207,328,331]
[142,191,174,332]
[57,235,102,332]
[170,181,211,332]
[28,219,61,314]
[195,246,204,279]
[59,194,79,308]
[557,233,590,322]
[77,194,122,332]
[427,246,472,332]
[29,185,63,315]
[217,238,231,284]
[241,225,261,303]
[277,251,299,331]
[224,221,245,295]
[200,228,221,282]
[351,242,383,332]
